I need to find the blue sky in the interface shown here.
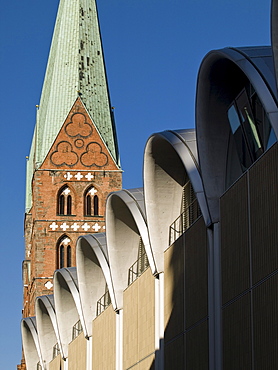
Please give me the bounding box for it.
[0,0,271,367]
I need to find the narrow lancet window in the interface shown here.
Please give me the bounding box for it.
[84,186,99,216]
[57,236,72,269]
[57,186,73,215]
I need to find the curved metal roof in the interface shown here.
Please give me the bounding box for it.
[53,267,85,358]
[21,317,43,370]
[196,46,278,222]
[143,129,209,273]
[76,233,115,335]
[35,295,63,364]
[106,188,155,310]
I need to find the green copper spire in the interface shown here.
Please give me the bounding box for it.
[26,0,119,212]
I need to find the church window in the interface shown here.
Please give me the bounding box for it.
[67,246,72,267]
[57,236,72,269]
[57,186,72,215]
[84,187,99,216]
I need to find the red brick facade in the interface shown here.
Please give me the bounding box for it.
[23,98,122,317]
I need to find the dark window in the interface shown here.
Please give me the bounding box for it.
[57,186,73,215]
[57,237,72,269]
[93,195,99,216]
[67,246,71,267]
[227,85,276,171]
[59,246,64,268]
[85,195,92,216]
[67,195,72,215]
[59,195,65,215]
[84,187,99,216]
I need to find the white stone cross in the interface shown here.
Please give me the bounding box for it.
[75,172,83,181]
[92,223,101,232]
[89,187,97,195]
[64,172,73,180]
[71,223,80,231]
[62,237,71,245]
[85,172,94,181]
[60,222,69,231]
[63,187,71,195]
[82,223,90,231]
[45,281,53,290]
[49,222,58,231]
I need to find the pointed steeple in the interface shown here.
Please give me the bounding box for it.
[26,0,120,211]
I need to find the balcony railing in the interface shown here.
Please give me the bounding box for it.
[52,343,60,359]
[96,290,111,316]
[128,251,149,286]
[72,320,83,340]
[169,198,201,245]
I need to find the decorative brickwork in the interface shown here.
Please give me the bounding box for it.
[23,98,122,317]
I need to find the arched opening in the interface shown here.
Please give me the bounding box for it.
[56,236,72,269]
[57,186,73,215]
[84,186,99,216]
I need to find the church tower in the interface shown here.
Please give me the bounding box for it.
[22,0,122,318]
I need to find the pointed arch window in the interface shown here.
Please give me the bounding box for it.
[57,186,72,215]
[57,236,72,269]
[84,187,99,216]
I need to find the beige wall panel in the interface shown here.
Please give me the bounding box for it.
[138,268,155,360]
[164,236,185,342]
[92,304,116,369]
[68,333,87,370]
[138,353,155,369]
[123,276,139,369]
[123,268,155,369]
[49,354,63,370]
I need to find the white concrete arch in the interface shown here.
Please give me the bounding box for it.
[196,47,278,222]
[21,317,43,370]
[35,295,63,366]
[53,267,85,359]
[76,233,115,335]
[143,129,207,273]
[106,188,155,310]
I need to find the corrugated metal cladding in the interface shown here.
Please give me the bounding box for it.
[186,320,209,369]
[220,142,278,369]
[253,273,278,368]
[223,293,252,369]
[249,143,278,284]
[220,175,249,305]
[164,217,208,369]
[184,217,208,329]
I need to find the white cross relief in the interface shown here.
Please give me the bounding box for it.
[45,281,53,290]
[75,172,83,181]
[71,223,80,231]
[50,222,58,231]
[92,223,101,232]
[60,222,69,231]
[89,187,97,195]
[63,187,71,195]
[62,237,71,245]
[85,172,94,181]
[64,172,73,180]
[82,223,90,231]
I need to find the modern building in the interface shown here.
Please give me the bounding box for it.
[20,0,278,369]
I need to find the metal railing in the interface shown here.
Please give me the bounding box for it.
[96,290,111,316]
[72,320,83,340]
[128,251,149,285]
[52,343,60,359]
[169,198,201,245]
